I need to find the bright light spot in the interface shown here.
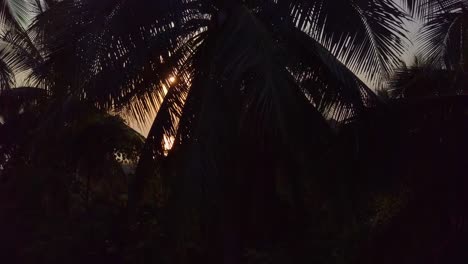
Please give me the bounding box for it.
[168,76,176,84]
[163,135,175,156]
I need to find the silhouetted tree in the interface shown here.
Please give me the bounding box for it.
[4,0,467,263]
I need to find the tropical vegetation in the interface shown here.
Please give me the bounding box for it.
[0,0,467,263]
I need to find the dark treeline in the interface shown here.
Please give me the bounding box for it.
[0,0,467,263]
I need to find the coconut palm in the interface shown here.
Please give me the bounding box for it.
[0,0,145,211]
[367,3,468,261]
[401,0,468,69]
[388,60,468,98]
[0,0,32,28]
[0,0,412,261]
[355,59,468,262]
[0,0,415,262]
[382,0,468,98]
[0,0,43,88]
[0,3,147,258]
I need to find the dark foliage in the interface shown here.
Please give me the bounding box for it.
[0,0,467,263]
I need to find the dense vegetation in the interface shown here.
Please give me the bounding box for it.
[0,0,467,263]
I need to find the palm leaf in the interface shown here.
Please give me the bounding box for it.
[400,0,461,18]
[286,0,408,83]
[272,19,381,121]
[0,0,33,28]
[0,47,14,90]
[389,65,467,97]
[1,27,44,82]
[28,0,209,123]
[418,1,468,68]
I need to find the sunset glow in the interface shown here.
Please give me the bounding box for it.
[168,76,176,84]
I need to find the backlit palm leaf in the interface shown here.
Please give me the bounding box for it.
[288,0,408,83]
[0,0,32,28]
[418,1,468,69]
[0,47,14,90]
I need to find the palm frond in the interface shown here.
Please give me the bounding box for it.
[130,81,189,208]
[388,65,467,98]
[287,0,408,83]
[273,20,381,121]
[0,0,34,28]
[28,0,209,122]
[418,1,468,68]
[1,27,44,80]
[0,47,14,90]
[400,0,461,18]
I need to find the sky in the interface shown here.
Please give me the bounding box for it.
[8,0,424,137]
[401,18,423,65]
[131,2,424,137]
[396,0,425,64]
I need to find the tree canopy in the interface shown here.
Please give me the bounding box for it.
[0,0,467,263]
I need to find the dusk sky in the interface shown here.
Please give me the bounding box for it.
[132,3,424,136]
[10,0,425,137]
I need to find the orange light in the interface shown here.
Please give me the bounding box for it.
[163,135,175,155]
[168,76,176,84]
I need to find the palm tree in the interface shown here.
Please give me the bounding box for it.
[381,1,468,98]
[0,0,411,261]
[0,3,147,260]
[401,0,468,69]
[388,59,468,98]
[0,0,411,262]
[0,0,145,212]
[362,3,468,261]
